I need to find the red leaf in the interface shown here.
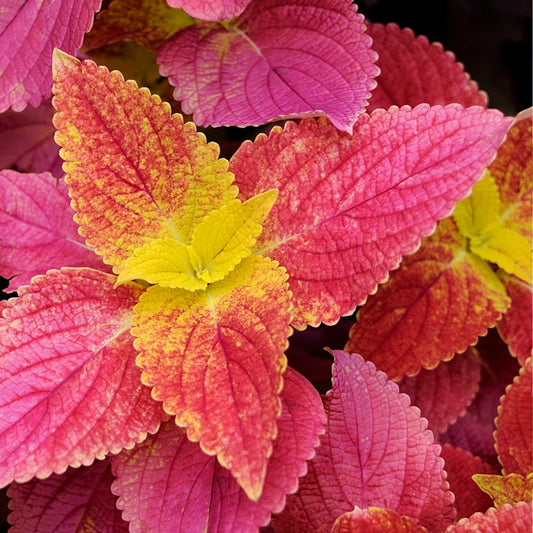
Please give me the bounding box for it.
[158,0,378,132]
[0,0,102,112]
[7,459,127,532]
[331,507,429,532]
[0,269,166,488]
[399,348,482,435]
[494,358,532,476]
[445,501,532,532]
[273,351,455,532]
[346,218,509,379]
[230,108,511,329]
[0,170,109,292]
[111,367,325,532]
[366,23,487,111]
[166,0,251,21]
[439,444,494,520]
[0,101,62,177]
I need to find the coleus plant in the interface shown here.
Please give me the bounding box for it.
[0,0,531,531]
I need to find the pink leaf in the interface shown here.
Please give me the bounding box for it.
[0,170,110,292]
[230,108,512,329]
[158,0,378,132]
[366,23,487,111]
[399,348,482,435]
[166,0,251,21]
[111,367,326,532]
[7,459,127,532]
[274,351,455,532]
[445,501,532,533]
[0,100,62,178]
[0,268,166,488]
[439,444,494,520]
[0,0,102,112]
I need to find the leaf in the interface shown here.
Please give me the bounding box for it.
[494,358,532,476]
[0,170,110,292]
[157,0,378,132]
[0,0,102,112]
[473,473,533,508]
[52,52,236,272]
[83,0,194,51]
[273,351,455,533]
[445,501,532,533]
[439,444,494,520]
[166,0,252,21]
[130,256,292,500]
[111,367,325,532]
[345,218,510,379]
[0,268,166,488]
[365,23,487,112]
[399,348,482,435]
[230,108,512,329]
[496,272,532,365]
[0,100,62,178]
[454,173,532,284]
[7,459,128,532]
[331,507,429,533]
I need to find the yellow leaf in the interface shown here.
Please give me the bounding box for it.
[191,189,278,284]
[115,238,207,291]
[473,473,533,508]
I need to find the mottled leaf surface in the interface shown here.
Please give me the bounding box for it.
[0,101,62,177]
[158,0,378,132]
[0,269,166,488]
[440,444,494,520]
[494,358,532,476]
[131,256,292,500]
[473,473,533,508]
[166,0,251,21]
[366,23,487,111]
[399,348,482,434]
[445,501,532,533]
[331,507,429,533]
[346,218,509,378]
[274,351,455,532]
[0,170,109,292]
[83,0,193,51]
[7,459,127,532]
[230,108,511,329]
[111,367,325,532]
[0,0,102,112]
[53,52,235,272]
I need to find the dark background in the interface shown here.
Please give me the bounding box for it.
[0,0,531,530]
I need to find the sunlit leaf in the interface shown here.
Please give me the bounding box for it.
[0,269,166,488]
[131,256,292,500]
[473,473,533,508]
[158,0,378,132]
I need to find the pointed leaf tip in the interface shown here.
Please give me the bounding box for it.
[52,49,80,78]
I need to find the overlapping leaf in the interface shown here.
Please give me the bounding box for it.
[0,101,62,177]
[0,269,166,488]
[439,444,494,519]
[366,23,487,112]
[83,0,193,52]
[131,256,292,500]
[52,52,236,272]
[273,351,455,532]
[494,358,532,476]
[331,507,429,533]
[111,367,325,532]
[230,108,511,329]
[346,218,509,378]
[473,473,533,508]
[446,502,532,533]
[166,0,252,21]
[158,0,378,132]
[399,348,482,434]
[0,170,109,292]
[7,459,127,532]
[0,0,102,112]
